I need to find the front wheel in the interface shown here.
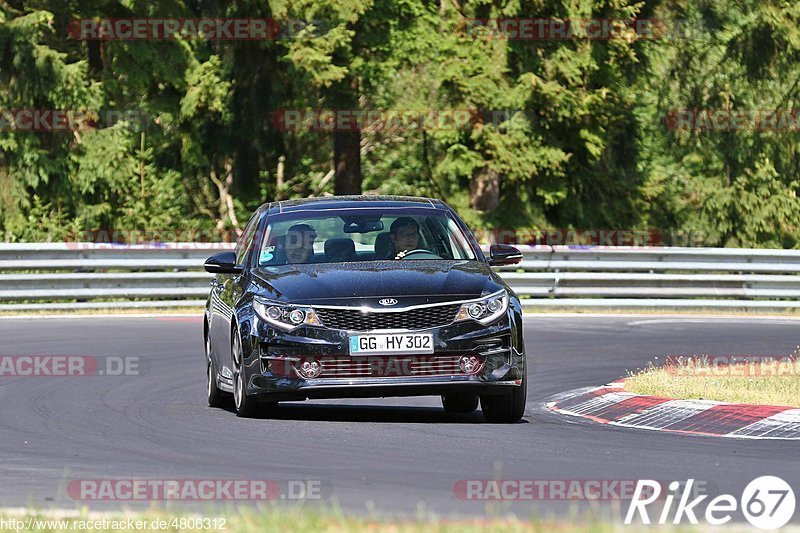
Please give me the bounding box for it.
[480,369,527,423]
[207,359,231,408]
[206,334,231,408]
[232,330,259,418]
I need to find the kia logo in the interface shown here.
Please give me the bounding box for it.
[378,298,398,306]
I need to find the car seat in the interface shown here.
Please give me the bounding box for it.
[324,238,356,262]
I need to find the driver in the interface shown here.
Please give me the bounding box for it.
[284,223,317,264]
[389,217,421,259]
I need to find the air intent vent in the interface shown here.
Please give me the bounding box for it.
[314,304,461,331]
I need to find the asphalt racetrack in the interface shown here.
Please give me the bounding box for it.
[0,315,798,522]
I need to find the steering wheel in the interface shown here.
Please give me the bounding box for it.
[396,249,442,260]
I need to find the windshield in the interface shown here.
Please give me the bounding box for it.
[257,210,477,266]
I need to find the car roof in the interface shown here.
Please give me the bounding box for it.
[265,195,447,214]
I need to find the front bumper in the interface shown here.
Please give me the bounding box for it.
[238,311,525,401]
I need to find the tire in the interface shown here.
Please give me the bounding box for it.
[480,367,527,423]
[207,359,232,408]
[441,393,479,413]
[232,329,259,418]
[206,334,231,408]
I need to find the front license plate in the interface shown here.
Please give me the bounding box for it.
[349,333,434,355]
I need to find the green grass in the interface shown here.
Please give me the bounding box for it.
[0,508,657,533]
[625,356,800,407]
[0,506,751,533]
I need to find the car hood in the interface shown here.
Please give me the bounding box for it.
[251,260,503,306]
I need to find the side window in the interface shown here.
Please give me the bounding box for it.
[235,212,260,265]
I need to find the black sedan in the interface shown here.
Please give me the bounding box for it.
[203,195,527,422]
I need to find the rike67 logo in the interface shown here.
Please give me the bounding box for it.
[625,476,795,530]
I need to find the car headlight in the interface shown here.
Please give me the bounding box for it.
[455,290,509,325]
[254,299,321,331]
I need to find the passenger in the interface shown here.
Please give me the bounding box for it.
[389,217,421,258]
[284,223,317,264]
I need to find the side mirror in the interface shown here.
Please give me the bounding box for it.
[488,244,523,266]
[204,251,244,275]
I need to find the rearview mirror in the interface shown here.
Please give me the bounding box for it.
[204,251,244,274]
[488,244,523,266]
[343,220,384,233]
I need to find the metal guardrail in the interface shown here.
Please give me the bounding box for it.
[1,243,800,310]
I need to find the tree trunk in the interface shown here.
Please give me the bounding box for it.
[333,130,362,195]
[87,41,103,78]
[210,160,240,234]
[330,75,362,195]
[470,166,500,212]
[229,3,278,201]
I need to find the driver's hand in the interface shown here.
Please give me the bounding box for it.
[394,250,409,259]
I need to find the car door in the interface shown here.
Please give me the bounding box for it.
[210,211,261,373]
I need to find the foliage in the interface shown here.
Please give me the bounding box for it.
[0,0,797,246]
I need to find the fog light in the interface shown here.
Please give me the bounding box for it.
[267,359,294,376]
[483,353,508,372]
[297,360,321,378]
[459,355,481,374]
[289,309,306,325]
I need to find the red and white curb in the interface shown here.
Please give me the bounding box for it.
[546,381,800,440]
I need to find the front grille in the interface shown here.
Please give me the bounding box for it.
[315,355,481,378]
[315,304,461,331]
